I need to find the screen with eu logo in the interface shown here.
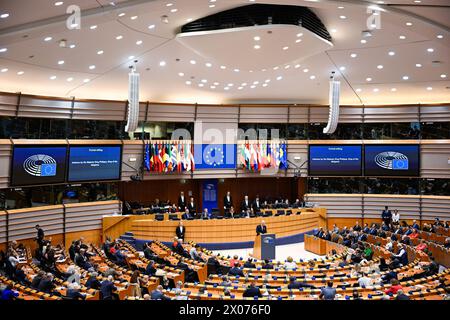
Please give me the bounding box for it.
[364,145,420,177]
[194,144,237,170]
[11,146,68,187]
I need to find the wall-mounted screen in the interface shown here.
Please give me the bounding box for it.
[11,146,68,187]
[309,145,362,176]
[364,145,420,177]
[68,146,122,182]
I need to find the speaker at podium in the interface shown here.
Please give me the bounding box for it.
[253,234,276,260]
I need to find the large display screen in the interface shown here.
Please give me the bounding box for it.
[364,145,420,177]
[309,145,362,176]
[11,146,68,187]
[68,146,122,182]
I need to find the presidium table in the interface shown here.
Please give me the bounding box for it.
[103,208,327,249]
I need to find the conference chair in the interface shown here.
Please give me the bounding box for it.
[155,214,165,221]
[169,214,180,221]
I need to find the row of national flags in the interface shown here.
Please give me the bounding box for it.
[144,142,195,173]
[239,141,288,172]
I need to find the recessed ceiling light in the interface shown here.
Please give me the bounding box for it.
[339,66,346,71]
[303,68,309,73]
[97,50,104,55]
[391,88,397,92]
[366,77,372,82]
[0,48,7,53]
[89,65,96,70]
[66,77,74,82]
[116,35,123,40]
[427,48,434,52]
[331,29,337,33]
[277,76,283,80]
[373,88,379,92]
[284,65,290,69]
[199,83,205,87]
[402,75,409,80]
[297,33,303,37]
[426,87,433,91]
[254,45,261,49]
[50,76,57,80]
[406,22,412,26]
[250,85,256,89]
[17,71,24,75]
[265,79,271,83]
[350,53,357,58]
[238,87,243,90]
[1,68,8,73]
[131,16,138,20]
[377,65,384,69]
[399,35,406,40]
[283,46,289,50]
[69,44,76,49]
[356,88,362,93]
[118,13,126,17]
[214,82,220,86]
[262,83,268,87]
[234,69,240,72]
[295,64,301,69]
[185,81,192,85]
[58,60,65,65]
[310,75,316,80]
[136,40,143,45]
[440,74,447,78]
[201,79,208,83]
[220,65,226,69]
[273,66,279,70]
[415,63,422,68]
[178,72,184,77]
[54,2,64,6]
[44,37,53,42]
[361,39,367,44]
[253,81,260,85]
[296,39,302,43]
[159,61,166,67]
[0,13,10,19]
[148,24,155,29]
[190,60,196,65]
[83,79,90,83]
[205,63,212,68]
[254,36,261,41]
[414,0,421,3]
[339,16,347,20]
[166,2,173,6]
[388,51,395,56]
[128,56,135,60]
[90,25,97,30]
[437,34,443,39]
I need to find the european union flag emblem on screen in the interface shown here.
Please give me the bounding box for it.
[41,164,57,176]
[393,159,409,170]
[194,144,237,170]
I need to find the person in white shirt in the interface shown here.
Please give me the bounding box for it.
[392,209,400,225]
[283,256,297,270]
[385,240,394,252]
[358,273,373,288]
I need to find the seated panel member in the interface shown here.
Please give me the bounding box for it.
[256,220,268,235]
[201,208,212,220]
[178,191,187,211]
[182,208,193,220]
[187,197,196,217]
[175,221,186,240]
[224,191,233,213]
[228,206,236,219]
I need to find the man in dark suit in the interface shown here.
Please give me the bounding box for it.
[145,260,157,276]
[256,221,267,235]
[176,221,186,240]
[228,263,245,277]
[381,206,392,226]
[178,192,187,211]
[182,208,193,220]
[243,258,256,269]
[242,282,262,298]
[252,196,262,213]
[187,197,196,217]
[287,276,315,289]
[240,195,251,214]
[38,273,56,294]
[151,285,170,300]
[224,191,233,214]
[35,224,45,249]
[207,254,222,275]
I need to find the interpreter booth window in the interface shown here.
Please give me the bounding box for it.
[0,117,68,139]
[69,120,127,140]
[365,178,420,195]
[1,183,119,210]
[238,123,287,140]
[307,123,362,140]
[134,122,194,140]
[421,179,450,196]
[307,178,361,194]
[363,122,421,140]
[421,122,450,139]
[287,124,308,140]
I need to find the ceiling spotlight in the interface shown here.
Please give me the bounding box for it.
[17,71,24,75]
[159,61,166,67]
[437,34,443,39]
[426,87,433,91]
[205,63,212,67]
[161,15,169,24]
[89,65,96,70]
[402,75,409,80]
[90,25,97,30]
[50,76,57,80]
[54,2,64,6]
[415,63,422,68]
[254,45,261,49]
[0,13,10,19]
[391,88,397,92]
[178,72,184,77]
[441,74,447,78]
[366,77,372,82]
[254,36,261,41]
[339,15,347,20]
[350,53,357,58]
[58,60,65,65]
[148,24,155,29]
[388,51,395,56]
[83,79,90,83]
[0,48,7,53]
[1,68,8,73]
[399,35,406,40]
[427,48,434,52]
[377,65,384,69]
[97,50,104,55]
[44,36,53,42]
[190,60,196,65]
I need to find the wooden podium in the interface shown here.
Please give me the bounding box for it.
[304,235,327,256]
[253,234,276,260]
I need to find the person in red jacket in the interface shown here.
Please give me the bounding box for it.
[416,240,428,252]
[385,279,403,295]
[409,229,419,240]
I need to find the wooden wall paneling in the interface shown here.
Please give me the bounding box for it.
[309,106,329,123]
[364,105,420,123]
[363,194,421,220]
[289,106,309,123]
[121,140,144,181]
[6,205,64,241]
[239,105,289,123]
[65,230,102,248]
[339,106,364,123]
[0,92,19,117]
[147,103,196,122]
[287,141,308,177]
[421,196,450,222]
[72,100,126,121]
[305,194,364,218]
[420,104,450,122]
[420,143,450,178]
[18,95,73,119]
[0,140,11,189]
[0,211,6,245]
[196,105,239,124]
